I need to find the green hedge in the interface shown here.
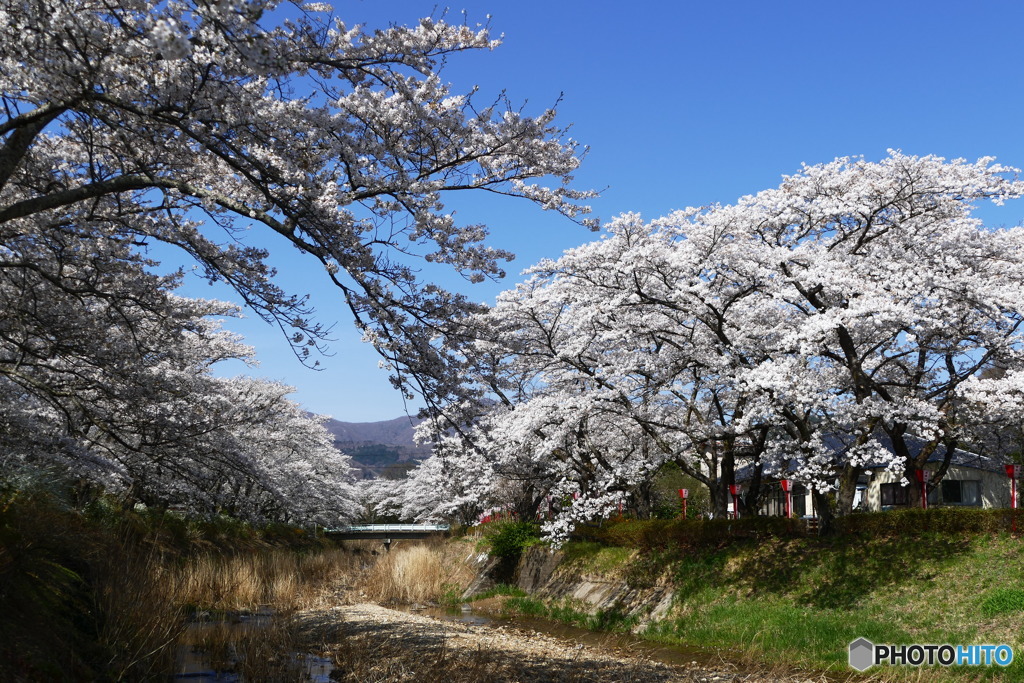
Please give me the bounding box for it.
[574,515,805,549]
[836,507,1024,536]
[574,508,1024,549]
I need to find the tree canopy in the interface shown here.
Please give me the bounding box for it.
[397,152,1024,537]
[1,0,592,521]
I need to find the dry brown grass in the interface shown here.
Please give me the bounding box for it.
[35,534,472,679]
[91,543,189,681]
[361,540,476,605]
[169,547,370,680]
[174,547,362,612]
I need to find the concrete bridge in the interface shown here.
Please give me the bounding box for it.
[325,523,450,541]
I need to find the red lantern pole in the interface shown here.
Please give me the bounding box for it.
[780,479,792,519]
[1006,465,1021,534]
[914,470,930,510]
[729,484,740,519]
[1006,465,1020,510]
[678,488,688,518]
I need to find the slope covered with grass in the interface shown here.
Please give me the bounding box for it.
[494,512,1024,681]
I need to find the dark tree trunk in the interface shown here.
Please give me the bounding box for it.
[631,479,655,520]
[812,488,836,536]
[741,458,765,516]
[835,464,862,517]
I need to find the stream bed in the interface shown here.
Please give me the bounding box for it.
[170,602,763,681]
[402,604,729,670]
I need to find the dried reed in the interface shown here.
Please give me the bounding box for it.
[361,541,475,605]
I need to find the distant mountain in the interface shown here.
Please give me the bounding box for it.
[324,415,422,446]
[324,416,432,478]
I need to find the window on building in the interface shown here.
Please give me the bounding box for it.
[792,484,807,517]
[881,483,909,506]
[941,480,981,506]
[770,487,785,516]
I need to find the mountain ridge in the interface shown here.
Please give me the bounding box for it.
[324,415,431,478]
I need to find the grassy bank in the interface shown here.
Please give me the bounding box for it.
[485,513,1024,681]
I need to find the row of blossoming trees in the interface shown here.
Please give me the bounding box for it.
[0,0,593,524]
[9,2,1024,535]
[383,152,1024,538]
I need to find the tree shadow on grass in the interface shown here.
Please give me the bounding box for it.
[733,533,975,610]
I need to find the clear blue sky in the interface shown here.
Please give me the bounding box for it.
[174,0,1024,422]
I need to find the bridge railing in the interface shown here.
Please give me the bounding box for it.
[325,523,450,534]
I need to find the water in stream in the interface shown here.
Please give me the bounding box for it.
[170,609,334,682]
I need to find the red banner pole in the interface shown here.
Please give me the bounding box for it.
[1007,465,1019,534]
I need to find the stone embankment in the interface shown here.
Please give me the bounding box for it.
[465,545,677,628]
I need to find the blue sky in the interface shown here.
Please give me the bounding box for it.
[173,0,1024,422]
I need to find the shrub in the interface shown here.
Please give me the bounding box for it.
[485,521,541,560]
[574,508,1024,550]
[575,516,804,550]
[836,508,1021,537]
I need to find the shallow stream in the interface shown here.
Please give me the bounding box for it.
[170,609,334,682]
[171,602,738,681]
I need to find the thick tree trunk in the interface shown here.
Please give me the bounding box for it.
[834,465,862,517]
[631,479,655,519]
[741,459,765,516]
[709,480,730,519]
[903,463,925,510]
[812,488,836,536]
[513,489,543,522]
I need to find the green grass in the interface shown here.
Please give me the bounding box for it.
[648,594,911,669]
[560,541,635,575]
[469,583,528,601]
[502,596,639,633]
[507,523,1024,681]
[980,588,1024,618]
[648,531,1024,679]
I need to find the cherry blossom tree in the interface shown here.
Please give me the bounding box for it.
[0,0,593,406]
[682,152,1024,529]
[2,0,594,521]
[0,224,358,521]
[414,152,1024,538]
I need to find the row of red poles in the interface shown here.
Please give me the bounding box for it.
[674,465,1022,521]
[486,466,1021,524]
